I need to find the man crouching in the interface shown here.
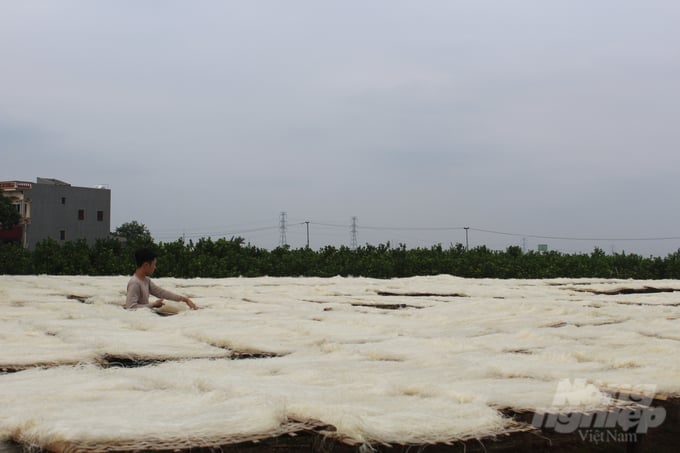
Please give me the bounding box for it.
[125,248,198,310]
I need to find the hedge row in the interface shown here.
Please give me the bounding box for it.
[2,237,680,279]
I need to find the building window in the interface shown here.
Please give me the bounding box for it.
[60,230,66,241]
[97,211,104,221]
[78,209,85,220]
[61,197,66,205]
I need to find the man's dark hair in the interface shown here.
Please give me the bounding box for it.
[135,248,158,268]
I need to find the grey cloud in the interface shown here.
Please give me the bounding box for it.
[1,1,679,255]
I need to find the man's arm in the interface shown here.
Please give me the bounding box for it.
[149,280,198,309]
[177,295,198,310]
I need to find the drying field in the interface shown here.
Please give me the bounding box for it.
[1,275,679,452]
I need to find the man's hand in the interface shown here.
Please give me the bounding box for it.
[152,299,164,308]
[179,296,199,310]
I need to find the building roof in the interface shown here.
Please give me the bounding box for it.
[0,181,33,190]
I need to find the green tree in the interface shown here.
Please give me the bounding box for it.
[115,221,153,245]
[0,242,32,274]
[91,237,128,275]
[0,194,20,229]
[33,238,69,274]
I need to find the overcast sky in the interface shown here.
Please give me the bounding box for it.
[2,1,680,255]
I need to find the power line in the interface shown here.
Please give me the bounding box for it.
[309,222,465,231]
[310,221,348,228]
[361,225,466,231]
[152,219,680,246]
[154,225,280,241]
[314,222,680,242]
[179,226,280,237]
[469,228,680,242]
[151,220,276,234]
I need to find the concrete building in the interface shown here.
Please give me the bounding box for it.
[0,178,111,249]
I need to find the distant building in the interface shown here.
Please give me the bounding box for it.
[0,178,111,249]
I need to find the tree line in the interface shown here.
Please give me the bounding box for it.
[2,222,680,279]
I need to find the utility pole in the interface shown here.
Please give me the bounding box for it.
[305,221,310,248]
[350,216,358,249]
[464,226,469,251]
[279,212,287,247]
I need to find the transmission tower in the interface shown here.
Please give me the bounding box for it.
[350,216,358,249]
[279,211,287,247]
